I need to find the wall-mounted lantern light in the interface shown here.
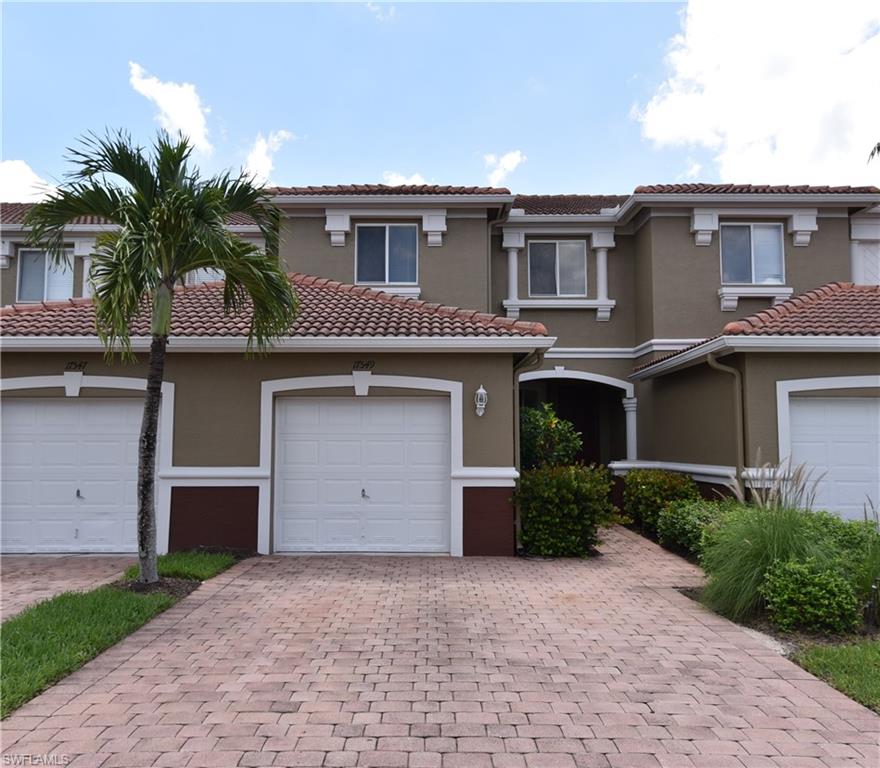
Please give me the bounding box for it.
[475,385,488,417]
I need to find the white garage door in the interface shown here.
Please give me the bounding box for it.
[275,397,450,552]
[1,398,141,553]
[789,397,880,520]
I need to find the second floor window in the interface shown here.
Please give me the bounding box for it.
[720,224,784,284]
[17,249,74,302]
[185,268,224,285]
[528,241,587,297]
[356,224,418,284]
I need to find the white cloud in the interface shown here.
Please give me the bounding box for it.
[366,2,396,22]
[129,62,213,154]
[681,159,702,180]
[382,171,427,186]
[484,150,526,187]
[244,130,295,185]
[0,160,54,202]
[635,0,880,184]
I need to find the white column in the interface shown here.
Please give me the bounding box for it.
[595,247,608,301]
[622,397,638,460]
[507,248,519,302]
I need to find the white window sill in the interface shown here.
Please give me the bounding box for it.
[718,285,793,311]
[358,284,421,299]
[503,298,616,321]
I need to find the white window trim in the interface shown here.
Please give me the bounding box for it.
[776,375,880,465]
[16,248,74,303]
[527,240,588,298]
[354,223,419,287]
[719,222,785,286]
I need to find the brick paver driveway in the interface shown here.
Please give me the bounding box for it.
[0,555,134,621]
[2,527,878,767]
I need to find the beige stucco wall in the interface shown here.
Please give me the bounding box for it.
[636,358,741,466]
[1,351,517,468]
[741,352,880,463]
[2,248,85,306]
[642,215,852,340]
[279,215,490,311]
[488,233,636,348]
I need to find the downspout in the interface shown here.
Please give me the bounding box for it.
[707,352,745,491]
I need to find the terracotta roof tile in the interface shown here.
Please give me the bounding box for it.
[720,282,880,337]
[634,183,880,195]
[0,273,547,340]
[513,195,628,215]
[0,202,257,226]
[267,184,511,196]
[634,283,880,372]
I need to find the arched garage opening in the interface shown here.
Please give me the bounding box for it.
[519,369,636,465]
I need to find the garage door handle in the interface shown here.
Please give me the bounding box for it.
[76,489,84,499]
[361,488,370,499]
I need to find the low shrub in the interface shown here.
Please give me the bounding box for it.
[657,499,736,557]
[623,469,699,535]
[701,505,829,621]
[761,559,861,634]
[518,463,617,557]
[520,403,583,470]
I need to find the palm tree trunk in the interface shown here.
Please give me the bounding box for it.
[137,334,168,584]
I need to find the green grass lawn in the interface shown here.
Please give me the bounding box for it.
[1,587,173,718]
[795,639,880,713]
[123,551,236,581]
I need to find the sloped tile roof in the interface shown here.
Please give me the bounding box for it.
[634,183,880,195]
[0,203,257,226]
[721,282,880,336]
[0,273,547,339]
[267,184,511,196]
[513,195,629,215]
[634,283,880,373]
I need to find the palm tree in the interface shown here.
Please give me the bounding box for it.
[25,131,298,584]
[871,142,880,162]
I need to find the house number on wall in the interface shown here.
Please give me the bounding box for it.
[352,360,375,371]
[64,361,88,372]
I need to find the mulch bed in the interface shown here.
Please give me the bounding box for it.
[113,577,199,600]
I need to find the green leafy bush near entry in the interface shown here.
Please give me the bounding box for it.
[623,469,699,536]
[518,464,617,556]
[700,505,829,621]
[124,551,236,582]
[657,499,736,557]
[520,403,583,470]
[761,559,861,633]
[796,640,880,713]
[1,587,173,718]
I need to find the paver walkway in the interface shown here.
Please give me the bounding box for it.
[1,527,878,767]
[0,555,134,621]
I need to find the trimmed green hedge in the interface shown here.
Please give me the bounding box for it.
[623,469,699,536]
[520,403,582,470]
[518,463,617,556]
[761,558,861,634]
[657,499,735,557]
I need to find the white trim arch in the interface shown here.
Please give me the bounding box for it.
[0,374,176,554]
[518,367,637,459]
[260,372,468,556]
[776,375,880,463]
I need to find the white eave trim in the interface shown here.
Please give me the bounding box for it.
[0,334,557,353]
[631,335,880,380]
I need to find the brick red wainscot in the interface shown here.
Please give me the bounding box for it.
[462,487,516,556]
[169,486,259,553]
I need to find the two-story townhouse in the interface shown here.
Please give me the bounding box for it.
[1,183,878,557]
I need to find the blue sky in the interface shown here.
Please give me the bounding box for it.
[2,1,878,199]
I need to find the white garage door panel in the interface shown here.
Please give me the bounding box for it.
[790,397,880,520]
[275,397,450,552]
[1,399,142,553]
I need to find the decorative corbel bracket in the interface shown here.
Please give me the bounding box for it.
[787,210,818,247]
[325,212,351,247]
[691,209,719,246]
[0,239,10,269]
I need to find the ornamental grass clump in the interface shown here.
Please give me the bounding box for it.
[700,504,828,621]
